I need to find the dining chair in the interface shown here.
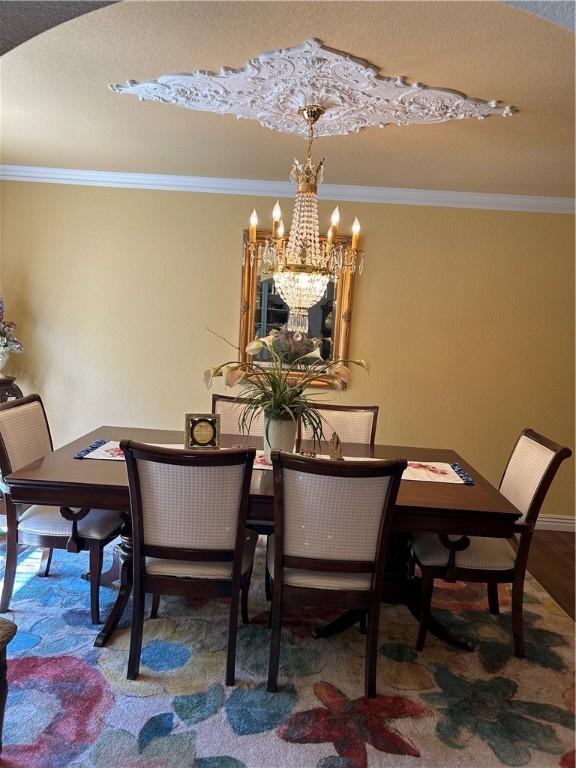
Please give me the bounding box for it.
[121,441,256,684]
[0,394,123,623]
[212,394,265,437]
[267,451,406,697]
[411,428,572,656]
[297,403,379,446]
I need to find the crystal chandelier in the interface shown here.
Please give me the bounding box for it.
[244,105,364,334]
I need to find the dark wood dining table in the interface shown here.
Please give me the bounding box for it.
[5,425,521,648]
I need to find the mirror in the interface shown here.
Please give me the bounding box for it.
[239,230,355,387]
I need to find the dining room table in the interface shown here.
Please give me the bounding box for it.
[4,424,522,649]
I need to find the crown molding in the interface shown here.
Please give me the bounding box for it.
[1,165,573,214]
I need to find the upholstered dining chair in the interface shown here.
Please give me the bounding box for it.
[212,394,265,437]
[0,394,122,623]
[297,403,379,447]
[411,428,572,657]
[267,451,406,697]
[121,441,257,684]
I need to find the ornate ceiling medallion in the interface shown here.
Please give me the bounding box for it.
[110,38,514,136]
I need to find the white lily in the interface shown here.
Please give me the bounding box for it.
[260,329,280,348]
[246,339,264,355]
[202,366,221,389]
[330,379,344,391]
[332,364,352,386]
[351,359,371,373]
[302,346,323,361]
[223,364,245,388]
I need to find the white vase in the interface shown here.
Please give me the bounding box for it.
[0,350,9,375]
[264,416,297,461]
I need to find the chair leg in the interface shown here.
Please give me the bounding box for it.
[365,602,381,698]
[0,646,8,756]
[487,583,500,615]
[267,587,283,692]
[37,548,53,578]
[240,569,252,625]
[226,585,241,687]
[127,581,146,680]
[150,592,160,619]
[416,570,434,652]
[89,543,104,624]
[264,568,272,602]
[265,537,272,601]
[0,529,18,613]
[511,573,526,658]
[359,611,367,635]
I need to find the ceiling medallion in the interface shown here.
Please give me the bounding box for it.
[110,38,514,136]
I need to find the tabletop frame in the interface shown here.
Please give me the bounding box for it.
[5,425,521,537]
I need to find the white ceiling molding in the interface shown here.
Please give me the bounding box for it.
[110,38,514,138]
[1,165,573,214]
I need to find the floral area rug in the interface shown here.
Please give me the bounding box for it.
[0,537,574,768]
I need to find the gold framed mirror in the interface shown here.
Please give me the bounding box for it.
[239,229,355,387]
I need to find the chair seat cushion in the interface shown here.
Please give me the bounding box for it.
[18,505,122,540]
[145,529,258,580]
[412,533,516,571]
[267,535,372,591]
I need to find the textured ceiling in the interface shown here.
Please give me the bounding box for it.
[504,1,575,31]
[0,1,117,56]
[1,1,574,196]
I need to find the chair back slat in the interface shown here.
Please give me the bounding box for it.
[282,469,390,561]
[0,398,52,474]
[299,405,378,445]
[499,429,572,524]
[212,395,265,436]
[135,460,245,550]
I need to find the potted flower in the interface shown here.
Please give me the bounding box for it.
[203,329,369,459]
[0,298,22,374]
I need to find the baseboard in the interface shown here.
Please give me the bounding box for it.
[535,515,575,532]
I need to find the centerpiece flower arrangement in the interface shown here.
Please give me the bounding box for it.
[0,297,23,372]
[203,328,369,457]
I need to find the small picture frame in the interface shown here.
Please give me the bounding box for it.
[185,414,221,449]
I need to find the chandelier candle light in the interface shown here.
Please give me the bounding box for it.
[244,105,364,335]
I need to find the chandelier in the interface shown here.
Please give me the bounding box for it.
[244,105,364,334]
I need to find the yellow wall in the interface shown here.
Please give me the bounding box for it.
[1,181,574,518]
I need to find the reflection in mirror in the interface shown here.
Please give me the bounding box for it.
[254,276,335,362]
[239,230,355,387]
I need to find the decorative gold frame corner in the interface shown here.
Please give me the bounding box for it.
[239,229,356,387]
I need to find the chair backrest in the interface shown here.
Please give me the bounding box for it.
[271,451,406,588]
[499,428,572,526]
[298,404,379,446]
[122,441,255,567]
[0,394,52,477]
[212,394,265,437]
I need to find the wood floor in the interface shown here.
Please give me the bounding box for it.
[528,529,575,619]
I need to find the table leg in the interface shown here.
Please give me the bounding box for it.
[94,529,133,648]
[312,610,363,639]
[311,534,474,651]
[401,575,474,651]
[81,541,122,585]
[99,547,122,586]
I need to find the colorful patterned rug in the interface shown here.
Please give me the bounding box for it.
[0,537,574,768]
